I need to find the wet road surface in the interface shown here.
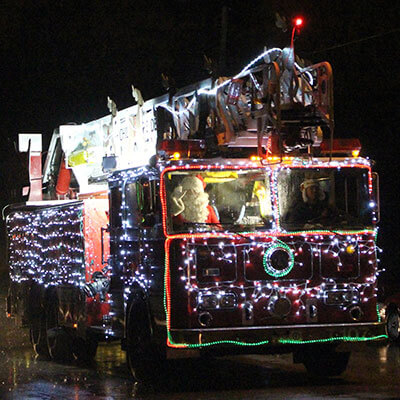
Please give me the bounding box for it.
[1,280,399,399]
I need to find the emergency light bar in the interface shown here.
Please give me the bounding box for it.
[320,138,362,157]
[158,139,206,159]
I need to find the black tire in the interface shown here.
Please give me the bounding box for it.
[386,308,400,342]
[29,316,50,358]
[300,346,350,377]
[45,297,74,362]
[126,299,164,383]
[72,333,98,362]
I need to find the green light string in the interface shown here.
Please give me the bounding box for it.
[279,334,387,345]
[377,303,382,323]
[166,328,387,349]
[167,329,270,348]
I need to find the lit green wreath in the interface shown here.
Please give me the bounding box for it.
[263,241,294,278]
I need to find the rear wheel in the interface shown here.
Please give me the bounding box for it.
[72,333,98,362]
[297,346,350,377]
[386,308,400,342]
[28,284,49,357]
[126,299,164,383]
[29,316,50,358]
[45,297,74,362]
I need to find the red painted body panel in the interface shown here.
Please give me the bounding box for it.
[168,234,378,330]
[83,199,110,326]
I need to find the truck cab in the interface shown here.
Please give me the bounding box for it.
[102,150,384,380]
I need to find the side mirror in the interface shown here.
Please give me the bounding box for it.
[137,178,153,215]
[137,179,157,227]
[371,172,380,223]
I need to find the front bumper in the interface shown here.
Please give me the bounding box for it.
[168,321,387,348]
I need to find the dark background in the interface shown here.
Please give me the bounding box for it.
[0,0,398,278]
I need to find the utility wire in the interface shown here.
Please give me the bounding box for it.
[308,28,399,55]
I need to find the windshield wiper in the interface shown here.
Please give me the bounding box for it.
[217,223,265,241]
[328,223,369,232]
[182,222,250,240]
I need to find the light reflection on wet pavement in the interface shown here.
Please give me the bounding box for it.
[1,281,400,399]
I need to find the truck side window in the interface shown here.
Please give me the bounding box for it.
[109,186,122,228]
[136,178,159,227]
[125,182,140,229]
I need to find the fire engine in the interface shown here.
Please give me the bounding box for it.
[5,40,386,381]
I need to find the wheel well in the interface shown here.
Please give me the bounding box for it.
[387,303,399,315]
[125,289,153,340]
[43,287,58,309]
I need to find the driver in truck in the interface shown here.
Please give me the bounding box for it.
[286,178,332,227]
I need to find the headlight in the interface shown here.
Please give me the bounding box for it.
[198,292,237,309]
[324,289,359,305]
[220,293,237,308]
[198,294,218,309]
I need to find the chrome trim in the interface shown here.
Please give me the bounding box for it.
[170,321,383,333]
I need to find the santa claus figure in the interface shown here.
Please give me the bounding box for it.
[170,175,220,225]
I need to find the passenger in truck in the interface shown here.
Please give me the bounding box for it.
[285,178,332,227]
[170,175,221,228]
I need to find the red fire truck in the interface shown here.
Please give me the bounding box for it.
[5,44,386,381]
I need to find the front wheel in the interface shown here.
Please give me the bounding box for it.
[297,346,350,377]
[126,299,164,383]
[386,308,400,342]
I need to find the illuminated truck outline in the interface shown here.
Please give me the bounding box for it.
[5,41,387,382]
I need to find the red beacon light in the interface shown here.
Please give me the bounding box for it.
[294,17,304,28]
[291,16,305,44]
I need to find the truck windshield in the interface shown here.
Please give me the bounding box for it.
[163,169,272,234]
[278,167,374,231]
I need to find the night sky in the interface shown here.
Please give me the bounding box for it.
[0,0,399,275]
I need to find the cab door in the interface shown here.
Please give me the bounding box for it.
[135,176,165,321]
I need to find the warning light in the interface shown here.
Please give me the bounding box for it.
[294,17,304,27]
[291,16,305,44]
[159,139,206,159]
[352,149,360,158]
[73,323,78,329]
[346,245,356,255]
[250,155,261,161]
